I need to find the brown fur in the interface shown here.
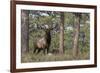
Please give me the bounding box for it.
[33,29,51,54]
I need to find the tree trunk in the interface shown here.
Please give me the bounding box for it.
[21,10,29,53]
[73,13,81,57]
[59,13,64,54]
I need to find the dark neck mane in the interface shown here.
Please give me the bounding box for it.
[45,30,51,45]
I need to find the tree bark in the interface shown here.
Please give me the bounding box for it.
[59,13,64,54]
[21,10,29,53]
[73,13,81,57]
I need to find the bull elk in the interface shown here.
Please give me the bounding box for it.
[33,25,51,54]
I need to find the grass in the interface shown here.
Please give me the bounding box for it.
[21,48,90,63]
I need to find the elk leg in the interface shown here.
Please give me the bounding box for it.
[36,49,41,54]
[43,49,46,55]
[47,48,49,54]
[33,48,37,53]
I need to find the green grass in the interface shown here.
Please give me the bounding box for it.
[21,48,90,63]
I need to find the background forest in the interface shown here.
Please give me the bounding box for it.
[21,10,90,62]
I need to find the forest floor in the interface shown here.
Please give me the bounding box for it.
[21,49,90,63]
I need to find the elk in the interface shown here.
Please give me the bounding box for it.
[33,25,51,54]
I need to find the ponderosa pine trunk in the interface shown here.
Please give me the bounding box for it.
[59,12,64,54]
[73,13,81,57]
[21,10,29,53]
